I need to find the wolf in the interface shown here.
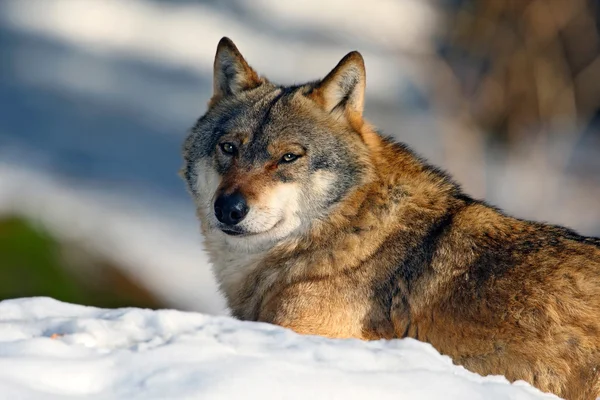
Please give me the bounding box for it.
[181,37,600,399]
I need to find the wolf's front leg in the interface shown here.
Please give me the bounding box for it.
[258,283,395,340]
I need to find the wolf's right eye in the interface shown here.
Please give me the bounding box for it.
[219,142,236,155]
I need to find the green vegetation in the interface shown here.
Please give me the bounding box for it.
[0,216,162,309]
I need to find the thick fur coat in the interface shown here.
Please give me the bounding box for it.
[182,38,600,399]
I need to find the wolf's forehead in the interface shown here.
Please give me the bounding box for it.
[215,89,282,131]
[215,87,311,139]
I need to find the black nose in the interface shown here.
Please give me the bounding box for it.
[214,191,249,226]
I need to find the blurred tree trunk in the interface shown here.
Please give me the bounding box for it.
[439,0,600,142]
[424,0,600,202]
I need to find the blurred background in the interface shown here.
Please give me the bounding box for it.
[0,0,598,314]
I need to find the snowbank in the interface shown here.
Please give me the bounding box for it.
[0,298,557,399]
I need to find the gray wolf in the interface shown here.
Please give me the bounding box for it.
[182,37,600,399]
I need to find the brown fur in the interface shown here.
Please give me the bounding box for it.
[183,38,600,399]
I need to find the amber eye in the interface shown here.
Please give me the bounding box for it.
[219,142,236,155]
[280,153,300,163]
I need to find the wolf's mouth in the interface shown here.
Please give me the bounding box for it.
[221,228,246,236]
[218,218,285,238]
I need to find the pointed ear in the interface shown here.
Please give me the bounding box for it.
[212,37,262,101]
[311,51,366,118]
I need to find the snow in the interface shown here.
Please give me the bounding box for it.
[0,298,558,400]
[0,0,425,102]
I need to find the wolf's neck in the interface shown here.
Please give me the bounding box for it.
[274,131,466,275]
[321,129,464,236]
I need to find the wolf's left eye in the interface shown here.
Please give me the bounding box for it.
[280,153,300,163]
[219,142,236,155]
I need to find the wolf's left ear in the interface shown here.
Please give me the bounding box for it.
[311,51,366,118]
[211,37,262,102]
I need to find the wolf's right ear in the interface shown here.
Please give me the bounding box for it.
[211,37,262,103]
[310,51,366,119]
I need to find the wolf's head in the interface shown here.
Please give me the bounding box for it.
[182,37,374,252]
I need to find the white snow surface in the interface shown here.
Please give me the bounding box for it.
[0,297,558,400]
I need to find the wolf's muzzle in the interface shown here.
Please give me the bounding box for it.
[214,191,249,226]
